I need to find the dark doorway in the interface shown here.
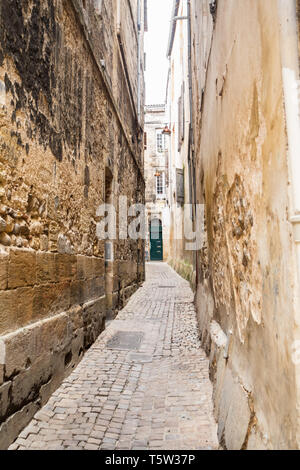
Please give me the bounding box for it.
[150,219,163,261]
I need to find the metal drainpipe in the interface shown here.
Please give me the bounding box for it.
[137,0,142,123]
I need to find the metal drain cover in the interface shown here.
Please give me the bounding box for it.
[107,331,144,351]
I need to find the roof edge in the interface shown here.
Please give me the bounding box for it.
[166,0,180,58]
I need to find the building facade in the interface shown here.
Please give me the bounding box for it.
[164,0,300,450]
[0,0,146,448]
[189,0,300,450]
[166,0,196,288]
[144,104,170,262]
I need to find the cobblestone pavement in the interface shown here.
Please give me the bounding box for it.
[10,263,219,450]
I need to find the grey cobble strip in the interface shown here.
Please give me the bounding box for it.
[9,263,218,450]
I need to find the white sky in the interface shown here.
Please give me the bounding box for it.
[144,0,174,105]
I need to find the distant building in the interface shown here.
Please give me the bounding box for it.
[144,104,170,262]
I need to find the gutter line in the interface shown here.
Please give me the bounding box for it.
[167,0,180,58]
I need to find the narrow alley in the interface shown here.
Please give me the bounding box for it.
[2,0,300,453]
[9,263,218,451]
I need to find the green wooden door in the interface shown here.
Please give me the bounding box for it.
[150,220,163,261]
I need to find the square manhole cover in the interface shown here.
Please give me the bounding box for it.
[107,331,144,351]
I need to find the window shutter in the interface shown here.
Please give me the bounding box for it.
[144,132,147,150]
[178,96,182,151]
[157,131,163,153]
[178,83,185,151]
[176,169,184,205]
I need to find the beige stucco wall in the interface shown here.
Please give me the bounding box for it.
[167,0,195,287]
[191,0,300,449]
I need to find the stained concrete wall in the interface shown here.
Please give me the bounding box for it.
[191,0,300,450]
[0,0,145,448]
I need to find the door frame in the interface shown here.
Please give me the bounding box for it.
[149,218,163,261]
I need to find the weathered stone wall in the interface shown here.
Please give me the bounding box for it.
[0,0,145,448]
[191,0,300,449]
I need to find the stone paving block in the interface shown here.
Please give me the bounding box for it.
[9,263,219,451]
[8,249,36,289]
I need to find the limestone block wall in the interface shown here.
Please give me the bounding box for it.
[0,0,145,448]
[191,0,300,449]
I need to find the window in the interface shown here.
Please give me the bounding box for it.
[156,173,165,198]
[176,168,184,205]
[178,82,185,151]
[156,131,164,154]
